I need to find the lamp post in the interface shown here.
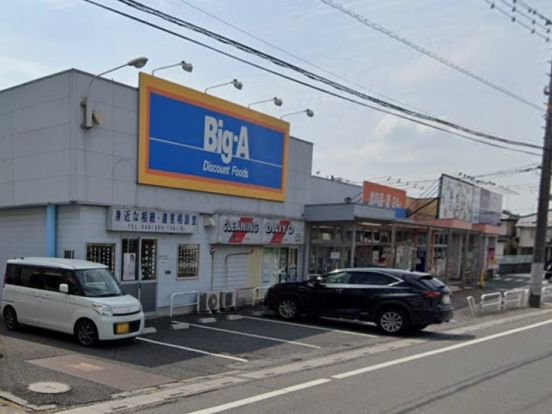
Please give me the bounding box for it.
[204,78,243,94]
[151,60,193,76]
[248,97,283,108]
[280,108,314,120]
[82,57,148,129]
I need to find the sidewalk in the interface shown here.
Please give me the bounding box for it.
[0,400,25,414]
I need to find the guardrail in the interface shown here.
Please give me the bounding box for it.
[235,287,256,307]
[170,290,199,318]
[467,286,551,316]
[253,287,269,304]
[503,289,527,310]
[541,286,552,303]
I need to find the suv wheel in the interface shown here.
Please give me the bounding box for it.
[75,319,98,347]
[277,297,300,320]
[3,307,19,331]
[377,308,409,335]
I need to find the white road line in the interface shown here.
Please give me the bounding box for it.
[185,378,331,414]
[333,317,552,379]
[188,323,321,349]
[241,315,377,338]
[136,337,248,363]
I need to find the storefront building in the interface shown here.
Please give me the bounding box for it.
[0,69,311,314]
[305,177,501,286]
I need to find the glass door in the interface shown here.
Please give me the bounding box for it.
[138,238,157,313]
[120,238,158,313]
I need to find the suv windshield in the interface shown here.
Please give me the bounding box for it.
[75,268,122,297]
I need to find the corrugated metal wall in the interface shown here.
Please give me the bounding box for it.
[0,207,46,298]
[211,246,250,291]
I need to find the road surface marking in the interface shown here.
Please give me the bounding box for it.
[185,378,331,414]
[333,317,552,379]
[136,337,248,363]
[241,315,377,338]
[188,323,321,349]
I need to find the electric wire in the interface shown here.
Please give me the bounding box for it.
[106,0,544,151]
[80,0,543,156]
[176,0,435,115]
[483,0,552,41]
[320,0,544,111]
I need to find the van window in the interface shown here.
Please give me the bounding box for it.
[44,271,65,292]
[19,267,44,289]
[4,264,19,285]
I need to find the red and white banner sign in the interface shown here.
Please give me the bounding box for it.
[218,215,304,245]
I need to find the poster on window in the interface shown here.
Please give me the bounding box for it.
[122,253,137,281]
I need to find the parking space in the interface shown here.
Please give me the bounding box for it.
[0,309,456,409]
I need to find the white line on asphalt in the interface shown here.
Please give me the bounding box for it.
[185,378,331,414]
[188,323,321,349]
[333,317,552,379]
[136,337,248,363]
[241,315,377,338]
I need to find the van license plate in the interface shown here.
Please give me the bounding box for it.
[116,323,130,334]
[442,295,451,305]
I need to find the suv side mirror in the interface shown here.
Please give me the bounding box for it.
[59,283,69,294]
[308,275,324,286]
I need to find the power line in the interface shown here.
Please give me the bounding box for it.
[483,0,552,41]
[497,0,552,31]
[320,0,544,111]
[514,0,552,25]
[176,0,436,116]
[107,0,544,151]
[81,0,542,156]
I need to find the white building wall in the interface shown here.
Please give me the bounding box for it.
[0,207,46,298]
[0,72,72,207]
[56,205,220,309]
[0,70,315,311]
[307,176,362,205]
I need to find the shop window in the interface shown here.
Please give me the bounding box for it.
[140,239,157,280]
[86,243,115,273]
[177,244,200,279]
[121,239,139,281]
[312,225,334,241]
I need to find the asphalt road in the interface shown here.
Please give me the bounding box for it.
[138,311,552,414]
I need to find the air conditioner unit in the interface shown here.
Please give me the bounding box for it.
[219,290,236,310]
[199,291,220,313]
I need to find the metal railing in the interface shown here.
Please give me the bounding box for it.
[235,287,256,307]
[170,290,199,318]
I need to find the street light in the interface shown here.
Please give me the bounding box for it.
[280,108,314,120]
[204,78,243,93]
[82,56,148,129]
[248,97,283,108]
[151,60,193,76]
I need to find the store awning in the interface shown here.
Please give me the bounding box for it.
[304,203,395,222]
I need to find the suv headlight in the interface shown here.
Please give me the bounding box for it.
[92,303,113,316]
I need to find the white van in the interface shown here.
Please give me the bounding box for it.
[1,257,144,346]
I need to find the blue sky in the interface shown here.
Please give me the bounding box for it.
[2,0,551,213]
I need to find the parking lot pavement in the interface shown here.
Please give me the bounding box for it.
[0,311,392,410]
[0,296,491,411]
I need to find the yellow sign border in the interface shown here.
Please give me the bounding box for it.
[138,73,289,202]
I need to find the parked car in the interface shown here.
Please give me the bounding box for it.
[2,257,144,346]
[265,267,453,334]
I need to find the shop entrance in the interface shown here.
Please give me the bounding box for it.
[261,247,298,287]
[120,238,158,313]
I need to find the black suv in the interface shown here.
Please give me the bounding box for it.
[265,268,453,334]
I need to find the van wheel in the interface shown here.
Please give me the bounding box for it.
[3,307,19,331]
[376,308,410,335]
[75,319,98,347]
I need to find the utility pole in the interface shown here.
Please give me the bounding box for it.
[529,60,552,307]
